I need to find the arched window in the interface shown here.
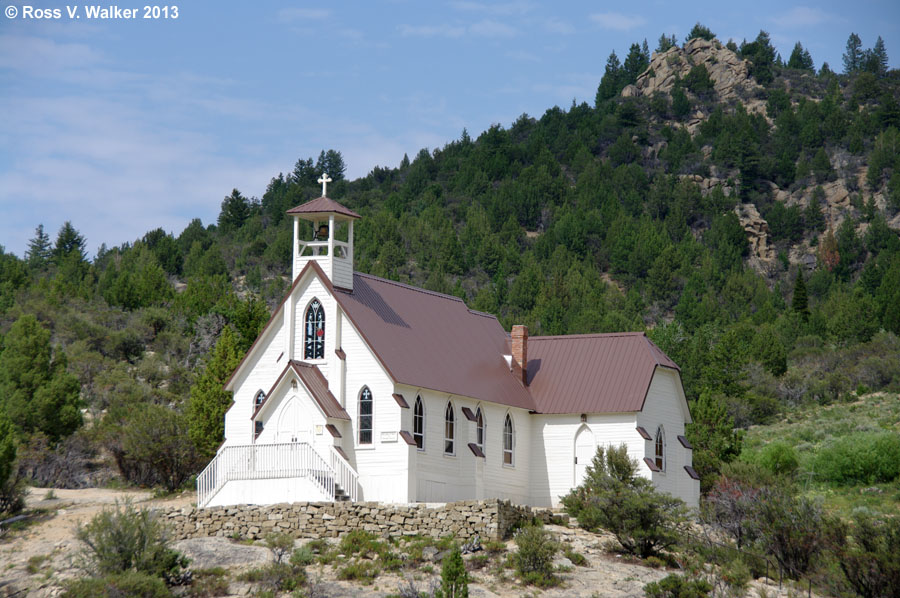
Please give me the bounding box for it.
[444,401,455,455]
[475,407,485,453]
[655,426,666,471]
[304,298,325,359]
[358,387,373,445]
[503,414,514,466]
[413,396,424,450]
[254,390,266,408]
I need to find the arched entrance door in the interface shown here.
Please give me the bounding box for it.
[574,425,595,486]
[277,397,312,444]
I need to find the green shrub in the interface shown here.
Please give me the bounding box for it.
[264,531,294,563]
[483,539,506,555]
[75,500,188,583]
[754,490,829,577]
[237,562,305,592]
[512,524,559,586]
[436,544,469,598]
[644,573,712,598]
[561,444,689,558]
[564,548,587,566]
[186,568,229,598]
[63,572,173,598]
[756,441,799,477]
[290,545,315,567]
[814,432,900,485]
[830,513,900,598]
[336,560,378,583]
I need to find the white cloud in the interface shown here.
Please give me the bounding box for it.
[276,8,330,23]
[771,6,839,28]
[589,12,646,31]
[469,19,517,38]
[398,23,466,38]
[450,1,535,16]
[544,18,575,35]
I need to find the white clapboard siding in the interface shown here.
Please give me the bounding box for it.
[635,368,699,508]
[339,308,409,503]
[223,317,285,447]
[530,413,639,507]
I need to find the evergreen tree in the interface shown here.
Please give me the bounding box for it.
[436,545,469,598]
[0,315,82,442]
[623,42,650,85]
[52,221,87,264]
[787,42,814,71]
[0,410,23,515]
[218,189,251,231]
[187,326,242,459]
[291,157,317,185]
[843,33,863,74]
[686,391,743,492]
[596,51,623,104]
[865,36,889,77]
[656,33,677,53]
[685,23,715,42]
[25,224,52,270]
[791,269,809,321]
[740,31,776,85]
[315,149,347,182]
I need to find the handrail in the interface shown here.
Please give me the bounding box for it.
[330,446,359,502]
[197,442,357,508]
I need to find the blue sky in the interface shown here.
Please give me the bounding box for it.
[1,1,898,258]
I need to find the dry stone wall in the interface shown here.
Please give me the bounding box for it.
[156,499,559,542]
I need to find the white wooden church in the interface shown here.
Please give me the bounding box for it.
[197,178,700,509]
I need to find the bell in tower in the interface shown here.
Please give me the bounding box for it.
[285,174,361,290]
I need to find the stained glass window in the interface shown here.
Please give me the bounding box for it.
[359,386,373,445]
[413,396,424,450]
[304,298,325,359]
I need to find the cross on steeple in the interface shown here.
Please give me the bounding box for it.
[317,173,333,197]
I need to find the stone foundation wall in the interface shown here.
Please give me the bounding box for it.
[156,499,560,542]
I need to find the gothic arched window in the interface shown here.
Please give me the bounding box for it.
[655,426,666,472]
[254,390,266,408]
[413,396,425,450]
[444,401,455,455]
[304,298,325,359]
[503,414,514,466]
[358,386,373,445]
[475,407,485,453]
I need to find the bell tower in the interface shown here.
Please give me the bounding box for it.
[286,174,361,291]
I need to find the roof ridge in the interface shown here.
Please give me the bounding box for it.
[351,272,466,304]
[529,332,646,341]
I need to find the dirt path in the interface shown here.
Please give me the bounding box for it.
[0,487,195,596]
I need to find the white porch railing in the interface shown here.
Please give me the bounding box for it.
[197,442,356,508]
[330,446,359,502]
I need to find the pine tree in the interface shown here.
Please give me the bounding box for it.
[187,326,242,459]
[436,545,469,598]
[218,189,251,231]
[52,221,87,264]
[656,33,677,53]
[685,23,715,42]
[315,149,347,181]
[843,33,863,74]
[25,224,52,270]
[792,270,809,321]
[871,36,888,77]
[596,51,623,104]
[686,391,743,492]
[623,43,649,85]
[787,42,814,71]
[0,315,82,442]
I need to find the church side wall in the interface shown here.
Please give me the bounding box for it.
[530,413,639,507]
[635,368,699,509]
[340,312,409,503]
[405,387,532,505]
[223,317,285,447]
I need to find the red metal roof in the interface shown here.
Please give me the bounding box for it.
[334,273,536,411]
[286,196,361,219]
[525,333,679,414]
[289,361,350,420]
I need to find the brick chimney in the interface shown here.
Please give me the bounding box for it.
[511,325,528,385]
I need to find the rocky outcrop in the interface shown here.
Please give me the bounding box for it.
[631,38,761,101]
[156,499,561,543]
[734,203,775,265]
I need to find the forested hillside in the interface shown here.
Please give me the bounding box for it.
[1,26,899,514]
